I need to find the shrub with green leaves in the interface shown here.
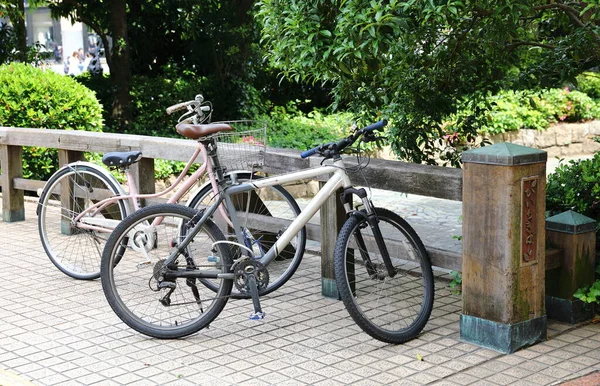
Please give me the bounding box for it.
[0,63,103,180]
[476,88,600,135]
[478,90,553,134]
[574,264,600,305]
[576,72,600,100]
[262,101,352,150]
[546,154,600,220]
[542,88,599,123]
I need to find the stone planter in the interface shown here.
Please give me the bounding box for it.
[487,121,600,158]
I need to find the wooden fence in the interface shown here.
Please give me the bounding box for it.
[0,126,464,272]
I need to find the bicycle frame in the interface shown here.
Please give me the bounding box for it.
[71,141,232,233]
[164,157,355,269]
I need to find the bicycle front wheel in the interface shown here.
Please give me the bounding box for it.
[334,207,434,343]
[101,204,233,339]
[38,164,127,280]
[189,173,306,297]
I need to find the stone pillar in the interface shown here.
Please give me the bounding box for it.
[460,143,547,353]
[545,210,596,323]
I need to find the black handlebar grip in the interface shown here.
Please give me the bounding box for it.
[363,119,388,132]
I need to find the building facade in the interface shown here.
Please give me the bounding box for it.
[24,3,100,64]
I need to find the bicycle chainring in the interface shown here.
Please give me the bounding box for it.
[128,224,157,253]
[233,260,269,295]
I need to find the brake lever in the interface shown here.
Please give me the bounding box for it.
[362,132,387,143]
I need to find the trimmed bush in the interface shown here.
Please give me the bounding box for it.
[546,154,600,221]
[0,63,103,180]
[576,72,600,100]
[477,89,600,135]
[262,101,351,150]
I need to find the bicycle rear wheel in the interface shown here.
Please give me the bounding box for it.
[334,207,434,343]
[38,164,127,280]
[189,173,306,297]
[101,204,233,339]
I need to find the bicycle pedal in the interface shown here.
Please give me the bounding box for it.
[249,311,266,320]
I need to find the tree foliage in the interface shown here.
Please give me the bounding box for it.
[0,0,30,62]
[41,0,262,127]
[257,0,600,165]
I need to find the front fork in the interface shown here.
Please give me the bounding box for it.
[340,188,396,279]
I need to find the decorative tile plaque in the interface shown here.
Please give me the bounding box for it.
[521,176,538,263]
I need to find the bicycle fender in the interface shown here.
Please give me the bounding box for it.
[38,161,131,215]
[61,161,127,194]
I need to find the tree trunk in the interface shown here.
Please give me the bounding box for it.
[108,0,132,129]
[14,0,27,62]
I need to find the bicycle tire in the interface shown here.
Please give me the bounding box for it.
[334,207,434,343]
[101,204,233,339]
[188,173,306,297]
[38,164,127,280]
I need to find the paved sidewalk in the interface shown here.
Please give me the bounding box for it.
[1,200,600,386]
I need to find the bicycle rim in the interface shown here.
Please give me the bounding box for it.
[101,204,233,339]
[38,165,126,280]
[334,207,434,343]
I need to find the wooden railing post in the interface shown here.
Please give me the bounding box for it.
[57,150,86,234]
[58,149,85,166]
[461,143,547,353]
[545,210,597,323]
[320,183,345,299]
[0,144,25,222]
[131,158,155,205]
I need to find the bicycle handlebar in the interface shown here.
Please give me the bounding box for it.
[300,147,320,159]
[166,101,191,115]
[166,94,208,116]
[300,119,388,159]
[362,119,388,132]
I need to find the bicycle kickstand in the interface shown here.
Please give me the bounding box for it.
[246,273,266,320]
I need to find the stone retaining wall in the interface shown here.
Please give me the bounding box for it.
[487,121,600,158]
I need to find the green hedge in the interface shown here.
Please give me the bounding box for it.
[576,72,600,100]
[546,154,600,220]
[476,88,600,135]
[261,101,351,150]
[0,63,103,180]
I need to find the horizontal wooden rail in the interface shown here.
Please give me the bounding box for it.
[0,127,463,200]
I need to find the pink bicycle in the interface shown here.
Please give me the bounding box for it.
[36,95,306,294]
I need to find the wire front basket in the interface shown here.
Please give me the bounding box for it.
[211,120,267,172]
